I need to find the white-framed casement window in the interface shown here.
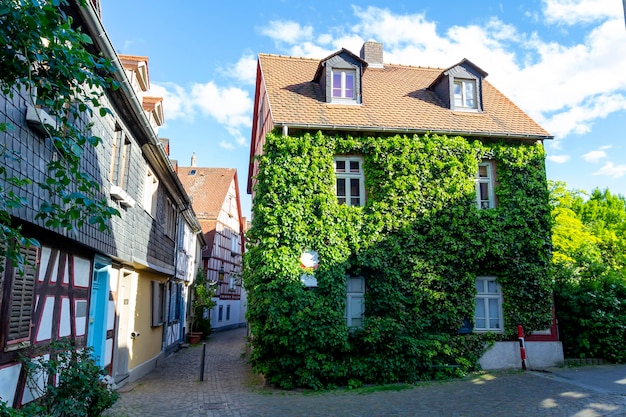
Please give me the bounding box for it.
[346,276,365,328]
[230,233,239,255]
[334,156,365,207]
[143,167,159,216]
[453,79,477,110]
[332,69,356,102]
[110,126,130,189]
[475,161,495,209]
[474,276,504,332]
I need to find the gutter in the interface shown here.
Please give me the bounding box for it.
[275,122,554,141]
[74,1,203,235]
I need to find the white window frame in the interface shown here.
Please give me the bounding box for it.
[331,69,357,103]
[165,198,176,238]
[110,126,130,189]
[334,156,365,207]
[143,167,159,216]
[475,161,495,209]
[230,233,239,255]
[474,276,504,333]
[453,79,477,110]
[346,276,365,328]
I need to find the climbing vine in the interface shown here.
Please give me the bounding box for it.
[245,131,553,389]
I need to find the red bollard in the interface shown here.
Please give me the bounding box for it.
[518,325,527,370]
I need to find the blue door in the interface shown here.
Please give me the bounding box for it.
[87,256,111,368]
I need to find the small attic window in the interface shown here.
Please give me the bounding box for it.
[189,169,197,175]
[314,48,366,105]
[332,69,356,101]
[453,79,477,109]
[429,59,487,113]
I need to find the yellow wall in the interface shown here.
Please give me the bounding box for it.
[128,270,166,369]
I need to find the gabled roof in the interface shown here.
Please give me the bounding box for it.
[428,58,488,89]
[258,53,552,139]
[177,167,236,222]
[313,48,368,81]
[118,54,150,91]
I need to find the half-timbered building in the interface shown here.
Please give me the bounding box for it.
[0,1,203,407]
[177,165,247,332]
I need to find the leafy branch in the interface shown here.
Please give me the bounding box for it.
[0,0,120,269]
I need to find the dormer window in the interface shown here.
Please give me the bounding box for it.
[429,58,487,113]
[332,69,356,101]
[453,79,477,109]
[313,48,367,105]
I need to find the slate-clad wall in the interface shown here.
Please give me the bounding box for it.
[0,83,175,272]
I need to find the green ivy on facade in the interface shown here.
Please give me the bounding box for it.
[244,131,553,389]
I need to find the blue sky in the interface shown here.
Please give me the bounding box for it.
[101,0,626,219]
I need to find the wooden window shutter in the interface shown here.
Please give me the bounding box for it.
[7,245,38,344]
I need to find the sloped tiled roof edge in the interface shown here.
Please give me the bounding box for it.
[258,53,553,140]
[177,167,236,218]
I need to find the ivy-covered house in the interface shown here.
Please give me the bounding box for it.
[177,163,247,332]
[0,0,204,408]
[245,41,563,389]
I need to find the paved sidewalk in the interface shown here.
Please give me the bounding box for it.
[104,328,626,417]
[541,365,626,395]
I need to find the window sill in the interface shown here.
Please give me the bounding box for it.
[26,105,58,134]
[451,108,482,114]
[473,329,504,334]
[110,185,136,208]
[326,101,361,107]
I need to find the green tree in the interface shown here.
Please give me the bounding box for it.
[549,181,601,267]
[0,0,119,270]
[551,182,626,361]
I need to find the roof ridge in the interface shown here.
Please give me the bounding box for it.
[259,53,321,61]
[259,53,445,70]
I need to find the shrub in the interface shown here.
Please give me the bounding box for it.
[1,340,119,416]
[555,268,626,362]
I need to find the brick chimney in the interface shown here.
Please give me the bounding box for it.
[360,41,383,68]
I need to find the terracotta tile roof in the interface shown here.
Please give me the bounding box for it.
[258,54,552,139]
[141,96,162,112]
[118,54,149,64]
[177,167,236,223]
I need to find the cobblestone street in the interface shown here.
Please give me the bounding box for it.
[104,328,626,417]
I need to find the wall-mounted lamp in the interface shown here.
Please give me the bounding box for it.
[218,265,225,283]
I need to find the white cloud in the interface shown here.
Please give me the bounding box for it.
[191,82,252,128]
[542,94,626,138]
[593,162,626,178]
[225,53,258,86]
[260,20,314,45]
[219,140,235,150]
[149,82,194,122]
[548,154,570,163]
[147,80,252,148]
[258,4,626,146]
[542,0,622,25]
[582,149,609,163]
